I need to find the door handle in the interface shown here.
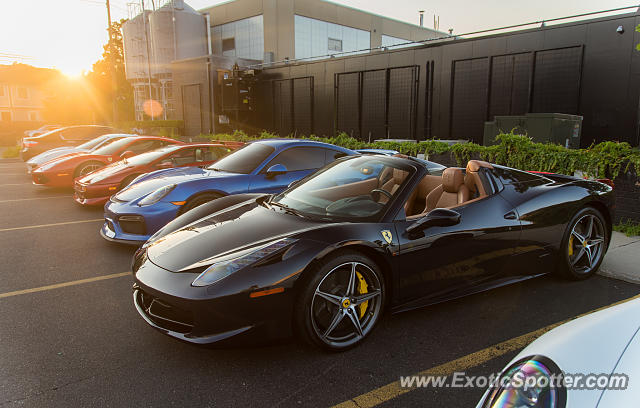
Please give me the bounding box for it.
[504,211,517,220]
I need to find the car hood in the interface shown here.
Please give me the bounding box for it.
[29,148,89,166]
[501,298,640,408]
[35,152,90,171]
[115,167,239,202]
[78,160,131,184]
[146,199,326,272]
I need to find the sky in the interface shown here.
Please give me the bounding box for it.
[0,0,635,76]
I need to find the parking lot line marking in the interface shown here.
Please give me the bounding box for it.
[332,292,640,408]
[0,183,28,186]
[0,196,72,203]
[0,218,104,232]
[0,272,131,299]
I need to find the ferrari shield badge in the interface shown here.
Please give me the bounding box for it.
[381,230,393,244]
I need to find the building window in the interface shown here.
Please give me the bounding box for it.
[328,38,342,52]
[28,111,39,121]
[222,38,235,53]
[294,15,370,61]
[212,15,264,60]
[1,111,11,121]
[17,87,28,99]
[0,85,5,97]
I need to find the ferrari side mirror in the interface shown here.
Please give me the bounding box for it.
[265,164,287,178]
[407,208,461,234]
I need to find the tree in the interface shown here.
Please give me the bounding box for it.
[86,18,133,123]
[42,19,133,125]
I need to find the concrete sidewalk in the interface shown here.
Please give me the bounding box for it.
[598,231,640,284]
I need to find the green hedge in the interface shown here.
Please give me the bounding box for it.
[1,145,19,158]
[117,120,184,129]
[199,130,640,179]
[116,120,184,138]
[614,219,640,237]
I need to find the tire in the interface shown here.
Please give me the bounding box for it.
[557,206,609,280]
[180,193,222,215]
[75,161,104,178]
[294,251,385,351]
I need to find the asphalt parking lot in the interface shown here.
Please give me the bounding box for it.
[1,157,639,407]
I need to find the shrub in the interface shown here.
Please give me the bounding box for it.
[117,120,184,130]
[117,120,184,138]
[197,131,640,178]
[2,145,20,158]
[614,220,640,237]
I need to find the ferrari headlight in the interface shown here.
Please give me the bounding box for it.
[138,184,176,206]
[482,356,565,408]
[191,238,297,287]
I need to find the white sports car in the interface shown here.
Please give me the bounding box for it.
[477,297,640,408]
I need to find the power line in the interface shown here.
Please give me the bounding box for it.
[0,52,34,59]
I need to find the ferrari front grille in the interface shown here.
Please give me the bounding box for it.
[136,290,194,333]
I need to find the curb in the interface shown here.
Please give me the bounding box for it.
[598,231,640,285]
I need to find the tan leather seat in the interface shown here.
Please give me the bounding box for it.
[405,175,442,216]
[424,168,470,212]
[380,168,407,195]
[464,160,492,199]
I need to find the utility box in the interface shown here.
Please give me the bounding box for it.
[484,113,583,148]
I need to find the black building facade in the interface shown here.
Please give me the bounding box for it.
[251,11,640,147]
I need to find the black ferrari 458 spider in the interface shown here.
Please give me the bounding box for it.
[131,155,613,350]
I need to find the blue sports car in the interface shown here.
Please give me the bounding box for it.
[101,139,357,244]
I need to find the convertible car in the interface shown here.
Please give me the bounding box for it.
[102,139,358,244]
[31,136,182,187]
[131,156,613,350]
[74,143,233,206]
[26,133,129,174]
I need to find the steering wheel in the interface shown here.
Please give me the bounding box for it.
[370,188,392,202]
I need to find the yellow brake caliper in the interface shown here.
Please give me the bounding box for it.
[356,271,368,318]
[568,235,574,256]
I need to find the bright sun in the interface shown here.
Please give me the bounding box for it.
[60,68,85,79]
[56,62,87,79]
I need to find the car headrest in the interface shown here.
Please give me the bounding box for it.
[466,160,493,172]
[442,167,465,193]
[393,168,407,184]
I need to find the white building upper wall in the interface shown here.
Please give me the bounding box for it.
[199,0,446,61]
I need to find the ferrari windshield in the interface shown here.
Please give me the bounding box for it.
[206,143,274,174]
[76,134,124,151]
[93,137,136,155]
[124,145,181,165]
[271,156,414,221]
